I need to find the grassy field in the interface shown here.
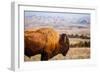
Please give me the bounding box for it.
[24,48,90,61]
[69,38,89,45]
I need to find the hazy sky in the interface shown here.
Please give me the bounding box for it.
[24,11,90,24]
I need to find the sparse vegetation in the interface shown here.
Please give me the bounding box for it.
[70,41,90,47]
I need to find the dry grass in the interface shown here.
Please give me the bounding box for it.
[66,48,90,59]
[24,48,90,61]
[69,38,89,44]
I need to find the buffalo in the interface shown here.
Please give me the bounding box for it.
[24,28,69,61]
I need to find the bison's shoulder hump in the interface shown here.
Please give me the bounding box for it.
[36,28,59,42]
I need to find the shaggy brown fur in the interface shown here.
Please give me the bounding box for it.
[24,28,69,61]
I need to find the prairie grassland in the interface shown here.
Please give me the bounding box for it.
[65,48,90,59]
[69,38,89,43]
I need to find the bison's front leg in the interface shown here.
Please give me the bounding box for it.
[41,51,51,61]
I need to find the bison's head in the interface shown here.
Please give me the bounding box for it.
[59,33,69,56]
